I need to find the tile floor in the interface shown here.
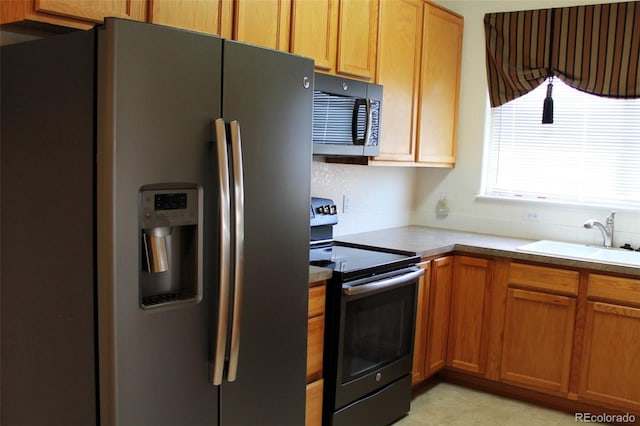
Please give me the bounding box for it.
[394,381,591,426]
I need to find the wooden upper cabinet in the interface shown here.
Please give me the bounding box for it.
[290,0,338,71]
[375,0,423,162]
[149,0,232,37]
[373,0,463,167]
[417,2,462,166]
[234,0,291,50]
[2,0,147,28]
[291,0,378,81]
[336,0,378,80]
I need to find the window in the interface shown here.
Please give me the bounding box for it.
[484,79,640,208]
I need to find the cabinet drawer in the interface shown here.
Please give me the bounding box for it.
[588,274,640,306]
[509,263,579,296]
[309,283,326,317]
[307,315,324,382]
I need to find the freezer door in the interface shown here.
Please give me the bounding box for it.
[220,41,314,426]
[97,19,222,425]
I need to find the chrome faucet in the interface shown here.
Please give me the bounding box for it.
[583,212,615,248]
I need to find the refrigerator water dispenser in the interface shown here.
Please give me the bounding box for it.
[139,184,203,309]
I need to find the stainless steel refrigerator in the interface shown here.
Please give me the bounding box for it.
[1,18,313,425]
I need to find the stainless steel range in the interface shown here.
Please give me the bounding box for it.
[310,198,423,426]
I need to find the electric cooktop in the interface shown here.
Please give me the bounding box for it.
[310,242,419,280]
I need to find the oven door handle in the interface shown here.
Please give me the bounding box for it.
[343,268,424,296]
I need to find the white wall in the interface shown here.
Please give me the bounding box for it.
[311,160,416,236]
[412,0,640,249]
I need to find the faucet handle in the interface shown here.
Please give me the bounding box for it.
[607,211,616,223]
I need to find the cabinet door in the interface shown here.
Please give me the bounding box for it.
[424,255,453,377]
[305,379,323,426]
[579,301,640,412]
[501,288,576,395]
[2,0,146,28]
[412,260,431,384]
[290,0,338,72]
[375,0,423,162]
[416,2,463,167]
[447,256,492,375]
[336,0,379,80]
[234,0,291,50]
[149,0,232,36]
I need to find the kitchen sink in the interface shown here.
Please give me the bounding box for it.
[517,240,640,267]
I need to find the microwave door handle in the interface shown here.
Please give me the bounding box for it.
[364,98,373,146]
[226,120,244,383]
[212,118,231,386]
[351,99,366,145]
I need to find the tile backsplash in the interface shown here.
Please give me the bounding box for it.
[311,159,416,237]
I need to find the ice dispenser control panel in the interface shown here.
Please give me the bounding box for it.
[140,188,199,228]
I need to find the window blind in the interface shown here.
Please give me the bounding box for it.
[486,79,640,207]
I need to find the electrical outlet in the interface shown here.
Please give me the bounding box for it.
[342,194,351,213]
[436,193,450,218]
[523,210,540,222]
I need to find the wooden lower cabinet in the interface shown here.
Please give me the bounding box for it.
[500,288,576,396]
[447,256,493,375]
[578,274,640,413]
[412,256,453,384]
[409,254,640,417]
[306,281,326,426]
[424,256,453,377]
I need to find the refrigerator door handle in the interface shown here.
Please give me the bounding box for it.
[226,120,244,382]
[212,118,231,386]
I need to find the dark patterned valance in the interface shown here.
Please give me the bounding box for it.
[484,2,640,107]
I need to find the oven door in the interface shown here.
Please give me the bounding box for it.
[334,266,423,409]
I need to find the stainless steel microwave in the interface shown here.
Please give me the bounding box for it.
[312,73,382,157]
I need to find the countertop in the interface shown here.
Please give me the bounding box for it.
[309,265,333,283]
[333,225,640,278]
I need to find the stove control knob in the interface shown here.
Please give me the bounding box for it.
[323,205,331,214]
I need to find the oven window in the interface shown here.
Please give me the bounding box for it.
[341,283,416,383]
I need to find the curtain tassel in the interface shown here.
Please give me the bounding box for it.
[542,77,554,124]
